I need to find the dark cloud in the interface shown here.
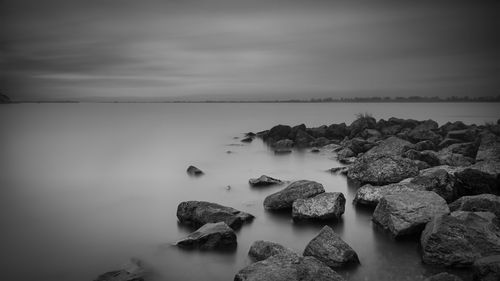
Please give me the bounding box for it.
[1,0,499,101]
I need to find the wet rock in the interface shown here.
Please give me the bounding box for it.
[274,148,292,154]
[326,123,349,140]
[328,167,348,175]
[347,154,419,185]
[338,157,356,165]
[249,175,283,187]
[294,130,315,148]
[421,211,500,267]
[310,137,331,148]
[363,136,414,157]
[372,191,450,237]
[264,180,325,210]
[248,240,296,261]
[424,272,463,281]
[449,194,500,217]
[292,192,346,220]
[307,126,327,138]
[176,222,236,250]
[310,147,321,153]
[337,148,355,159]
[354,182,422,206]
[186,165,204,176]
[288,124,307,140]
[94,258,147,281]
[241,137,254,143]
[303,226,360,268]
[265,125,292,142]
[473,255,500,281]
[176,201,254,229]
[245,132,256,137]
[272,139,294,148]
[340,137,376,154]
[409,168,460,202]
[234,253,345,281]
[403,149,441,167]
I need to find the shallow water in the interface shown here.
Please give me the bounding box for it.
[1,103,498,281]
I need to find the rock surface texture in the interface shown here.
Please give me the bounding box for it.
[176,201,254,229]
[248,240,296,261]
[263,180,325,210]
[292,192,346,220]
[249,175,283,187]
[176,222,237,250]
[347,154,419,185]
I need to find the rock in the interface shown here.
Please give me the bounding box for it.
[241,137,253,143]
[340,137,376,154]
[353,182,422,206]
[438,153,475,167]
[454,168,498,196]
[337,148,355,159]
[403,149,441,167]
[310,137,331,147]
[326,123,349,140]
[274,148,292,154]
[245,132,256,137]
[186,165,204,176]
[449,194,500,217]
[272,139,294,148]
[408,121,442,144]
[176,201,254,229]
[409,167,460,202]
[439,142,478,158]
[288,124,307,140]
[338,157,356,165]
[347,154,419,185]
[438,138,464,149]
[265,125,292,142]
[93,258,147,281]
[292,192,346,220]
[307,125,327,138]
[372,191,450,237]
[363,136,414,157]
[349,115,376,138]
[294,130,315,148]
[310,147,321,153]
[473,255,500,281]
[440,121,468,134]
[248,240,296,261]
[263,180,325,210]
[234,253,345,281]
[421,211,500,267]
[360,128,382,139]
[476,132,500,162]
[380,124,403,136]
[303,226,360,268]
[446,129,477,142]
[176,222,236,250]
[415,140,436,151]
[424,272,463,281]
[328,167,348,175]
[249,175,283,187]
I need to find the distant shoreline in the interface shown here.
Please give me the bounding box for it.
[6,100,500,104]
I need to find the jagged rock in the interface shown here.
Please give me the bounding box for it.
[439,142,478,158]
[438,153,475,167]
[440,121,468,134]
[360,128,382,139]
[265,125,292,142]
[353,182,422,206]
[176,201,254,229]
[292,192,345,220]
[424,272,463,281]
[326,123,349,140]
[93,258,147,281]
[234,253,345,281]
[476,132,500,162]
[186,165,204,176]
[310,137,331,147]
[415,140,436,151]
[454,168,498,196]
[403,149,441,167]
[307,126,327,138]
[340,137,376,154]
[288,124,307,140]
[347,154,419,185]
[438,138,464,149]
[363,136,414,157]
[337,148,355,159]
[303,226,360,268]
[241,137,253,143]
[421,211,500,267]
[248,241,296,261]
[349,115,376,138]
[176,222,236,250]
[446,129,477,142]
[473,255,500,281]
[264,180,325,210]
[373,191,450,237]
[407,121,442,144]
[449,194,500,217]
[249,175,283,187]
[295,130,315,148]
[409,167,460,202]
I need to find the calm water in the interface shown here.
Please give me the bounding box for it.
[1,103,499,281]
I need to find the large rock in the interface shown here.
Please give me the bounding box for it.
[446,129,477,142]
[186,165,204,176]
[234,253,345,281]
[353,182,422,206]
[294,130,315,148]
[349,115,376,138]
[363,136,414,157]
[449,194,500,217]
[248,241,296,261]
[176,201,254,229]
[340,137,376,154]
[403,149,441,167]
[292,192,346,220]
[372,191,450,237]
[347,154,419,185]
[272,139,294,149]
[326,123,349,140]
[303,226,360,268]
[476,132,500,162]
[473,255,500,281]
[265,125,292,142]
[438,153,475,167]
[439,142,478,158]
[424,272,463,281]
[176,222,236,250]
[421,211,500,267]
[263,180,325,210]
[407,121,442,144]
[454,168,498,196]
[94,258,147,281]
[249,175,283,187]
[409,168,460,202]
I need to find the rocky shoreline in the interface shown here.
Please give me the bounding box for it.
[95,116,500,281]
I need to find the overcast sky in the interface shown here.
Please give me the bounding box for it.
[1,0,499,101]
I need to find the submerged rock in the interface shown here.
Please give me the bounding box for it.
[328,167,349,175]
[249,175,283,187]
[263,180,325,210]
[303,226,360,268]
[473,255,500,281]
[424,272,463,281]
[372,191,450,237]
[292,192,345,220]
[449,194,500,217]
[176,201,254,229]
[248,240,296,261]
[186,165,204,176]
[241,137,254,143]
[421,211,500,267]
[347,154,419,185]
[272,139,294,149]
[93,258,147,281]
[353,182,422,206]
[176,222,236,250]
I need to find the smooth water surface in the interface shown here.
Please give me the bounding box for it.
[1,103,499,281]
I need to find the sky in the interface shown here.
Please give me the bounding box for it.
[1,0,499,101]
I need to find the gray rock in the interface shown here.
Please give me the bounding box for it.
[328,167,348,175]
[176,222,236,250]
[186,165,204,176]
[446,129,477,142]
[424,272,463,281]
[421,211,500,267]
[415,140,436,151]
[303,226,360,268]
[241,137,254,143]
[454,168,498,196]
[340,137,376,154]
[373,191,450,237]
[403,149,441,167]
[473,255,500,281]
[449,194,500,217]
[249,175,283,187]
[93,258,147,281]
[354,182,423,206]
[294,130,315,148]
[349,115,376,138]
[363,136,414,157]
[409,168,460,202]
[234,253,345,281]
[326,123,349,140]
[439,142,478,158]
[347,154,419,185]
[408,121,442,144]
[292,192,346,220]
[476,132,500,162]
[248,240,296,261]
[274,148,292,154]
[264,125,292,142]
[310,137,331,147]
[264,180,325,210]
[337,148,355,159]
[176,201,254,229]
[438,153,475,167]
[272,139,294,148]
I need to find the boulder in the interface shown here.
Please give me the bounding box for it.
[476,132,500,162]
[93,258,147,281]
[272,139,294,148]
[347,154,419,185]
[264,180,325,210]
[310,137,331,148]
[176,222,236,250]
[360,128,382,139]
[310,147,321,153]
[248,240,296,261]
[292,192,346,220]
[438,138,464,149]
[403,149,441,167]
[328,167,348,175]
[372,191,450,237]
[449,194,500,217]
[288,124,307,140]
[241,137,253,143]
[409,168,460,202]
[473,255,500,281]
[446,129,477,142]
[421,211,500,267]
[438,153,475,167]
[363,136,414,157]
[439,142,478,158]
[440,121,468,134]
[337,148,355,159]
[307,126,327,138]
[415,140,436,151]
[407,122,442,144]
[424,272,463,281]
[326,123,349,140]
[249,175,283,187]
[176,201,254,229]
[454,168,498,196]
[294,130,315,148]
[353,182,422,206]
[265,125,292,142]
[349,115,376,138]
[340,137,376,154]
[234,253,345,281]
[186,165,204,176]
[303,226,360,268]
